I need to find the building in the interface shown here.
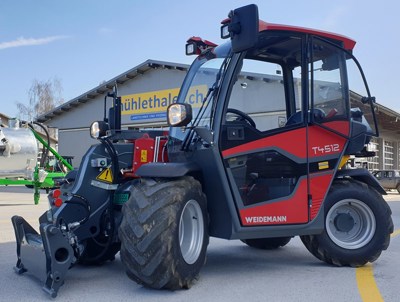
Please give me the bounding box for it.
[37,59,400,170]
[37,60,189,166]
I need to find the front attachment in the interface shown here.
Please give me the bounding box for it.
[11,215,75,298]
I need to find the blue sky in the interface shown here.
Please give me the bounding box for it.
[1,0,399,118]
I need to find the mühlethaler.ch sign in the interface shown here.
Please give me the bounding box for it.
[121,86,207,120]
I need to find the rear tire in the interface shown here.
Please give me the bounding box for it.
[396,184,400,194]
[301,179,393,267]
[119,176,209,289]
[241,237,291,249]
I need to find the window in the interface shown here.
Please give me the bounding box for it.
[225,33,303,133]
[226,59,293,132]
[311,39,348,121]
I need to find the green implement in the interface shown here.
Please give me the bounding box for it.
[0,122,73,204]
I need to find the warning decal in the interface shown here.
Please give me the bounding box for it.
[141,150,148,162]
[96,168,113,183]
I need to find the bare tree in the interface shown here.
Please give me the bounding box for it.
[16,77,64,121]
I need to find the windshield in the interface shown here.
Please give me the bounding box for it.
[170,43,231,141]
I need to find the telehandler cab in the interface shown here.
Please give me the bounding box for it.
[12,4,393,297]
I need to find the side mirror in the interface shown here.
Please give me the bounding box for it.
[322,56,340,71]
[221,4,259,53]
[167,103,193,127]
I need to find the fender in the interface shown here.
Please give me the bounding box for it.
[136,162,201,178]
[335,168,386,195]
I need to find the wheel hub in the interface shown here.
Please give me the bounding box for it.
[326,199,376,249]
[334,213,355,232]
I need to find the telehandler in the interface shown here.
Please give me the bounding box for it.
[12,4,393,297]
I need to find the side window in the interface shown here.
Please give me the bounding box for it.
[311,39,348,121]
[226,59,302,132]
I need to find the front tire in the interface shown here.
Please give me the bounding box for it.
[301,179,393,267]
[119,176,209,289]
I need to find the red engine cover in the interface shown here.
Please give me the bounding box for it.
[124,134,168,178]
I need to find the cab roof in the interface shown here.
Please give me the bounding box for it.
[259,20,356,51]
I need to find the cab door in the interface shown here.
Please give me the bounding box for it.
[220,38,310,226]
[220,35,355,227]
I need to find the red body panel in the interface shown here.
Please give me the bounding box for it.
[223,122,348,226]
[222,128,308,159]
[240,178,308,226]
[309,172,334,220]
[124,134,168,178]
[133,135,156,173]
[222,122,348,160]
[308,122,348,158]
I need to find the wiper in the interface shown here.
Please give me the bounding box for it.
[181,55,231,151]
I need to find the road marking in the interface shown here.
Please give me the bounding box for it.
[391,229,400,238]
[356,264,384,302]
[356,228,399,302]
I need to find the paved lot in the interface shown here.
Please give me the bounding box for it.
[0,186,399,302]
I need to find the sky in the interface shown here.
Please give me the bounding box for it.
[1,0,399,118]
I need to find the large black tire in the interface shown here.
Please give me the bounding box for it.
[396,184,400,194]
[241,237,291,250]
[119,176,209,289]
[301,179,393,267]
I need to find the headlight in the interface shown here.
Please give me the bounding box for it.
[186,43,196,55]
[220,23,230,39]
[90,121,109,139]
[167,103,193,127]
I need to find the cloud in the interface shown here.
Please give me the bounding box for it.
[0,35,69,50]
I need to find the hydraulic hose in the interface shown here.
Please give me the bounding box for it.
[65,194,91,225]
[28,122,51,167]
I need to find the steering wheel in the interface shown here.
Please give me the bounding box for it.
[226,108,256,128]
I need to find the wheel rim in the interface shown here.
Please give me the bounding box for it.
[179,199,204,264]
[326,199,376,249]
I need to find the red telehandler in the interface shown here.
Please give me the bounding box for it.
[12,4,392,297]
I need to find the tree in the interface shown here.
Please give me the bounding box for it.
[16,77,64,121]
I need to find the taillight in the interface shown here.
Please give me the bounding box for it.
[50,189,63,207]
[54,198,63,207]
[53,189,61,198]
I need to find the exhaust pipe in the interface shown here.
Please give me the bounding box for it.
[11,215,75,298]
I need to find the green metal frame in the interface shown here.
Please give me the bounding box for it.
[0,126,73,204]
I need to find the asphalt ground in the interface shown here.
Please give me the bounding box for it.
[0,186,399,302]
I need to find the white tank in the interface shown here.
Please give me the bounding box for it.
[0,121,38,180]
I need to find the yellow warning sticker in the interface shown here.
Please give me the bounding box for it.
[96,168,113,183]
[141,150,148,162]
